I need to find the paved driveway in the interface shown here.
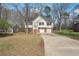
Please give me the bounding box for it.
[41,33,79,56]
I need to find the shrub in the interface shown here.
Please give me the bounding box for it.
[0,18,10,30]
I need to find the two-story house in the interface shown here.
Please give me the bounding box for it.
[25,16,54,33]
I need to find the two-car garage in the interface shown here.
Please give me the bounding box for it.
[38,28,52,33]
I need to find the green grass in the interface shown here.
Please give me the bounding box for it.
[54,30,79,40]
[0,43,14,50]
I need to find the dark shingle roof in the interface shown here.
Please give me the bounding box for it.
[25,15,53,22]
[41,16,53,22]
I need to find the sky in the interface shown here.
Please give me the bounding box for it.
[3,3,79,13]
[66,3,79,12]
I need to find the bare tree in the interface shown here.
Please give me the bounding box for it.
[0,4,11,20]
[24,4,30,33]
[52,3,69,31]
[0,3,2,18]
[9,4,30,33]
[2,8,10,20]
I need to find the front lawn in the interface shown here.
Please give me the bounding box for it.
[54,30,79,40]
[0,32,44,56]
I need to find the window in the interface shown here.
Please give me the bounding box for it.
[47,22,51,26]
[39,22,44,25]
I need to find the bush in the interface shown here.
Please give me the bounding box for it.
[0,18,10,30]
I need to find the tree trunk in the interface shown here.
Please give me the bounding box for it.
[57,10,62,32]
[59,19,62,32]
[0,3,2,18]
[25,4,29,33]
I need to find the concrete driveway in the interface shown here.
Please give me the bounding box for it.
[41,33,79,56]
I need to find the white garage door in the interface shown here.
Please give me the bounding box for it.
[39,29,45,33]
[47,29,51,33]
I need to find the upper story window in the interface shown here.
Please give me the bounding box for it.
[47,22,51,26]
[39,22,44,25]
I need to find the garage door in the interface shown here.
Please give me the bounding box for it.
[39,29,45,33]
[47,29,51,33]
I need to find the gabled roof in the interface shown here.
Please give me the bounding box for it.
[25,15,53,23]
[25,15,39,22]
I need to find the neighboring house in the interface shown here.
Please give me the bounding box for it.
[73,18,79,32]
[25,16,53,33]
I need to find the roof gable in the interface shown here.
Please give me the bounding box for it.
[33,15,53,22]
[33,16,46,22]
[25,15,53,23]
